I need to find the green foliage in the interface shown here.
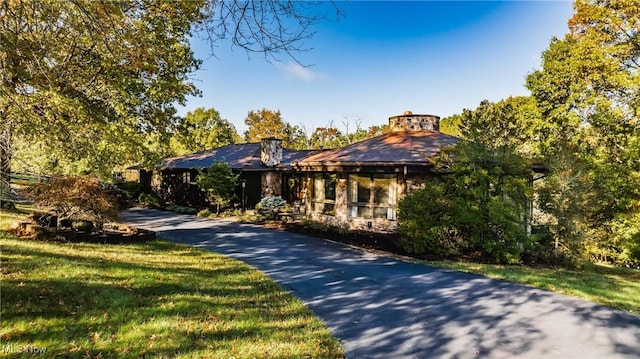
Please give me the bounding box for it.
[170,107,241,156]
[195,161,238,214]
[196,208,213,218]
[2,1,202,181]
[2,1,334,184]
[397,184,467,258]
[114,181,144,201]
[166,205,198,215]
[244,109,295,147]
[310,127,345,149]
[525,0,640,265]
[398,141,532,264]
[138,192,161,208]
[439,114,463,137]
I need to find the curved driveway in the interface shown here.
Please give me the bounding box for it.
[122,208,640,359]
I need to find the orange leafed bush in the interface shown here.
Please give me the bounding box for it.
[23,176,127,226]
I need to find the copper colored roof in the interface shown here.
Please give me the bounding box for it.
[294,130,460,167]
[159,143,317,170]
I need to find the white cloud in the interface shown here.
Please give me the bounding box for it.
[277,62,326,82]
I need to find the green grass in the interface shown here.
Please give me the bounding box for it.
[0,204,33,229]
[427,260,640,315]
[0,208,343,358]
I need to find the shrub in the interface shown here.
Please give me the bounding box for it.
[115,181,144,200]
[166,205,198,214]
[397,141,532,264]
[220,209,242,217]
[256,196,287,213]
[23,175,125,228]
[397,183,468,259]
[138,192,161,208]
[197,208,213,218]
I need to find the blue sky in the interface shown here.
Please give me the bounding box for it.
[179,1,574,135]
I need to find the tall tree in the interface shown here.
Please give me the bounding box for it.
[526,0,640,264]
[244,108,296,147]
[0,0,335,206]
[458,97,544,160]
[309,127,344,149]
[0,0,203,206]
[170,107,240,155]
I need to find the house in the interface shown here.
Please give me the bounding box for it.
[155,139,318,209]
[292,111,460,232]
[153,111,461,231]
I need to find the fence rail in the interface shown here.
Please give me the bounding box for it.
[10,172,50,185]
[0,172,49,205]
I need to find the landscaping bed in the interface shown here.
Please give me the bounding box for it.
[11,211,155,244]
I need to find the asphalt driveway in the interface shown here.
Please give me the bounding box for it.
[121,208,640,359]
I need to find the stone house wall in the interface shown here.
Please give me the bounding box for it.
[261,171,282,198]
[305,172,432,232]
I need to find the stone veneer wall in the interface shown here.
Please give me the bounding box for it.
[388,111,440,132]
[261,138,283,167]
[305,172,432,233]
[261,171,282,198]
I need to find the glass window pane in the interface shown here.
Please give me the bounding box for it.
[348,175,371,204]
[325,174,336,201]
[356,177,370,203]
[373,206,388,219]
[357,205,372,219]
[373,177,391,204]
[323,203,335,215]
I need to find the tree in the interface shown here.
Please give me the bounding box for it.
[1,0,335,206]
[195,161,238,215]
[0,0,203,207]
[309,127,344,149]
[23,176,127,229]
[244,108,297,146]
[457,97,544,160]
[170,107,240,155]
[398,97,543,264]
[398,141,533,264]
[525,0,640,265]
[439,114,463,137]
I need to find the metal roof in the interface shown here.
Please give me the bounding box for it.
[158,143,318,171]
[158,131,460,172]
[293,130,460,167]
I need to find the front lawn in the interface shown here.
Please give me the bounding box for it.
[427,260,640,315]
[0,207,343,358]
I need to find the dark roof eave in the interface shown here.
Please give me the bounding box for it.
[293,161,434,168]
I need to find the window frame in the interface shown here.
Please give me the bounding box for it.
[348,174,397,220]
[312,173,337,215]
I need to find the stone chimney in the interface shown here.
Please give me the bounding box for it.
[389,111,440,132]
[260,137,283,166]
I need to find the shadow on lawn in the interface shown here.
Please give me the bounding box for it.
[1,238,340,358]
[120,208,640,359]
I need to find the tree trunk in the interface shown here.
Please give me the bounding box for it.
[0,116,13,209]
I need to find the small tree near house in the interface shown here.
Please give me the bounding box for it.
[195,161,238,215]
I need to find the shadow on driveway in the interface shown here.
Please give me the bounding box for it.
[122,208,640,359]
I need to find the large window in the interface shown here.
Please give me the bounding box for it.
[313,173,336,215]
[348,174,397,220]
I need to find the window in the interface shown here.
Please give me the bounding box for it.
[348,174,397,220]
[182,172,191,184]
[313,173,336,215]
